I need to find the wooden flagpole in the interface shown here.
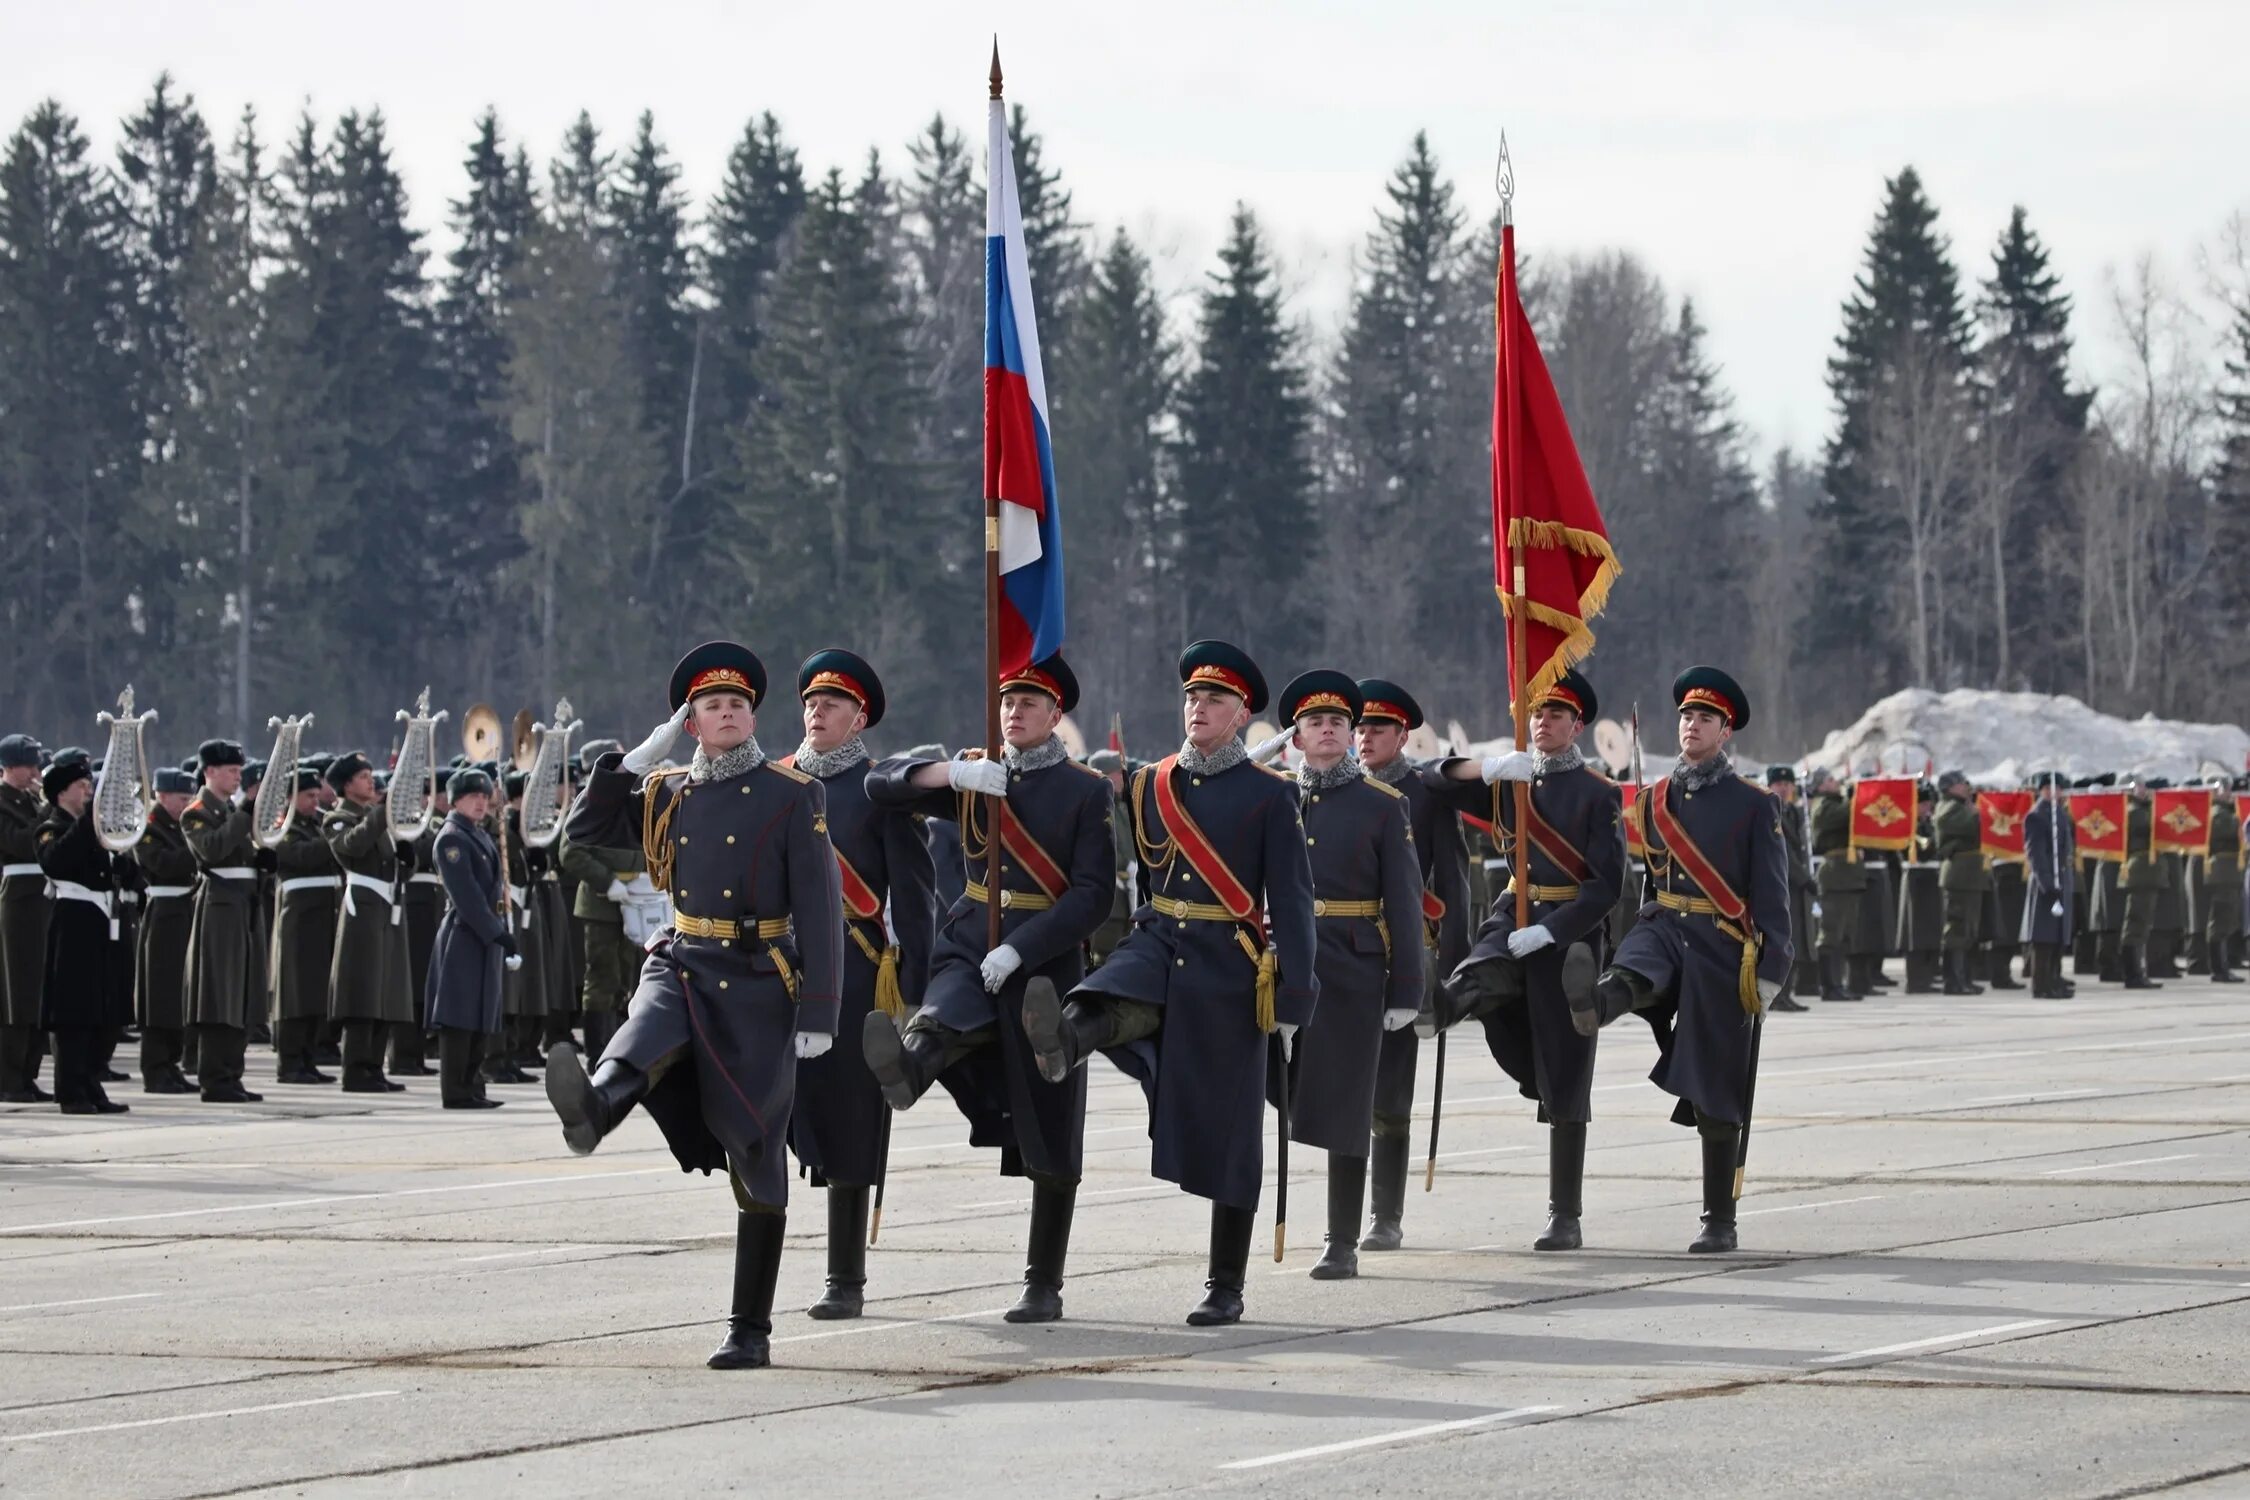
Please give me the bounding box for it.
[983,40,1007,953]
[1499,137,1532,945]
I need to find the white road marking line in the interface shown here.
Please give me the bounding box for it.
[452,1244,600,1264]
[1434,1145,1535,1162]
[0,1166,673,1235]
[0,1389,400,1443]
[1959,1088,2103,1106]
[771,1306,1016,1344]
[0,1292,161,1315]
[1738,1195,1887,1217]
[2039,1154,2197,1176]
[957,1185,1171,1211]
[1810,1319,2056,1364]
[886,1123,1144,1158]
[1218,1404,1559,1469]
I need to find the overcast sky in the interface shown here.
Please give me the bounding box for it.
[10,0,2247,459]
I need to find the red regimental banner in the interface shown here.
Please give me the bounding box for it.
[1978,791,2032,861]
[2151,788,2213,856]
[2071,792,2126,863]
[1850,778,1918,853]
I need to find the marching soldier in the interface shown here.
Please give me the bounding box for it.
[34,758,133,1114]
[426,766,508,1108]
[325,752,411,1092]
[1,733,52,1102]
[2022,771,2077,1000]
[1575,668,1792,1254]
[2120,777,2166,990]
[1808,769,1864,1002]
[1766,766,1814,1011]
[1421,668,1624,1250]
[860,656,1114,1323]
[1252,671,1422,1280]
[393,778,447,1076]
[780,650,936,1320]
[183,740,264,1104]
[544,642,843,1370]
[1018,641,1318,1327]
[2203,779,2242,984]
[1353,677,1470,1253]
[134,766,200,1092]
[273,768,341,1084]
[557,740,638,1063]
[1933,771,1989,997]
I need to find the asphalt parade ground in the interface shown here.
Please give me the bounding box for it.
[5,975,2250,1499]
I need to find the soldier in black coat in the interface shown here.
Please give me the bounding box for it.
[2022,771,2078,999]
[778,650,936,1321]
[1422,668,1625,1251]
[860,655,1115,1324]
[1578,667,1793,1255]
[426,767,509,1108]
[543,642,843,1371]
[1265,671,1423,1281]
[35,759,133,1114]
[1353,680,1470,1254]
[1019,641,1318,1328]
[133,767,200,1093]
[1,733,53,1103]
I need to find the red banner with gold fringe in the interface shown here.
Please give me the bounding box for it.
[1849,778,1918,853]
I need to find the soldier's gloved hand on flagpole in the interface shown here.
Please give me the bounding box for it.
[793,1031,833,1060]
[1506,924,1555,958]
[948,759,1009,798]
[605,879,630,903]
[980,944,1022,993]
[1756,976,1783,1009]
[1482,750,1537,783]
[1277,1022,1298,1061]
[622,703,691,774]
[1382,1007,1419,1032]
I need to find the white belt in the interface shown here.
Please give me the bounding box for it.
[409,872,443,886]
[204,865,257,881]
[279,875,340,896]
[342,870,402,925]
[2,862,42,880]
[119,891,140,906]
[50,879,121,939]
[145,884,193,900]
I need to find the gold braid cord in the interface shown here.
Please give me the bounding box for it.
[641,771,686,892]
[1497,516,1621,712]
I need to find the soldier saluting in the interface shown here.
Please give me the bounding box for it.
[543,642,843,1371]
[1575,667,1792,1254]
[779,649,936,1322]
[1020,640,1318,1327]
[860,653,1116,1324]
[1266,670,1423,1281]
[1421,667,1625,1251]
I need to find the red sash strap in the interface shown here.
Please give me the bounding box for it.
[835,850,884,922]
[1149,755,1259,922]
[1524,803,1593,883]
[1419,889,1446,922]
[1641,777,1747,920]
[998,804,1068,901]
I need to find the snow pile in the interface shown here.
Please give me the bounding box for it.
[1793,688,2249,784]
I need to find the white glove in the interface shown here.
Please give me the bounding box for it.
[948,758,1010,798]
[622,704,691,774]
[980,943,1023,993]
[794,1031,834,1060]
[1383,1007,1418,1032]
[1756,976,1783,1008]
[503,953,524,972]
[1506,924,1555,959]
[1481,750,1537,783]
[1277,1022,1298,1061]
[605,878,630,903]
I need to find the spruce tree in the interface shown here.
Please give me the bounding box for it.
[2210,296,2250,697]
[900,115,983,504]
[610,112,694,479]
[703,112,805,436]
[1175,205,1316,665]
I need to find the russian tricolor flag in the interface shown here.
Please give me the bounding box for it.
[985,95,1065,677]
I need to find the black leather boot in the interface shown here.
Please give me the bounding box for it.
[1309,1154,1365,1280]
[1818,951,1854,1002]
[2214,953,2243,984]
[708,1210,786,1370]
[1688,1119,1739,1253]
[1987,949,2021,990]
[544,1043,645,1152]
[2098,933,2121,983]
[2122,945,2159,990]
[1005,1177,1077,1323]
[1942,951,1982,996]
[862,1013,945,1111]
[1359,1133,1409,1251]
[1845,955,1873,997]
[1186,1204,1255,1326]
[1022,978,1116,1084]
[1572,968,1648,1038]
[807,1186,868,1320]
[2150,933,2182,979]
[1535,1121,1586,1250]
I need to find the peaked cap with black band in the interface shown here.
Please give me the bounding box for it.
[798,648,886,729]
[1177,639,1268,715]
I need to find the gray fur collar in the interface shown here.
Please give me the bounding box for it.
[1365,755,1414,787]
[1671,751,1734,792]
[791,734,869,780]
[690,737,766,784]
[1298,756,1365,794]
[1536,744,1586,776]
[1179,737,1247,776]
[1003,735,1068,774]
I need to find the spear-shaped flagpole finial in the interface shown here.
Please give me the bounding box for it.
[990,37,1004,100]
[1495,131,1515,225]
